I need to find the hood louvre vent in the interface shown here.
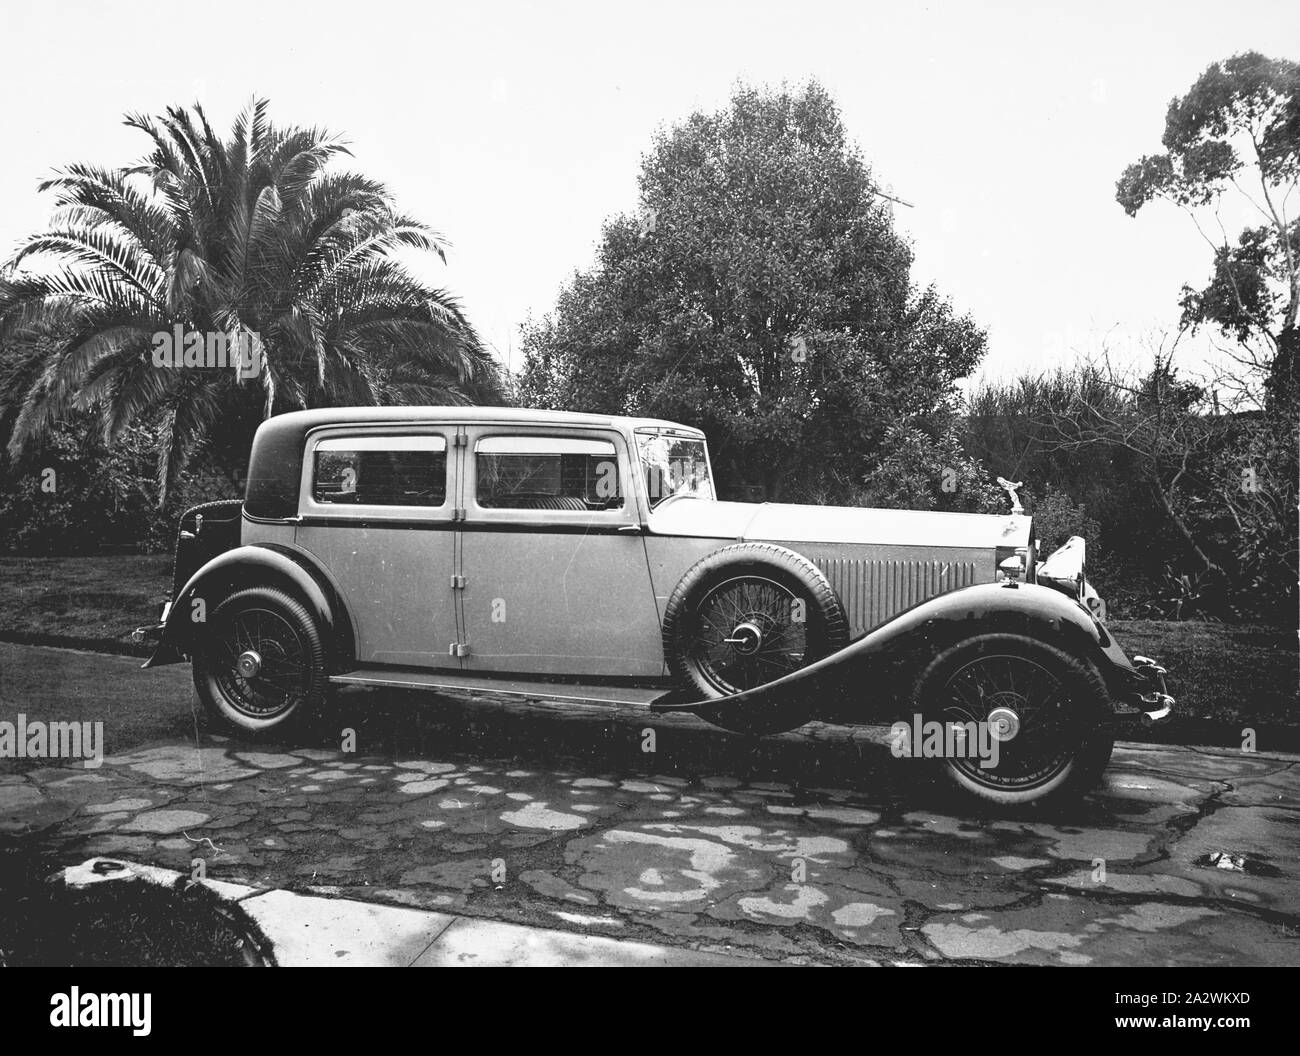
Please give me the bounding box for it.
[816,558,979,635]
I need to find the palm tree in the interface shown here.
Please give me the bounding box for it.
[0,98,501,497]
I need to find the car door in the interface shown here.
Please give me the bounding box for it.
[458,426,663,678]
[293,428,459,668]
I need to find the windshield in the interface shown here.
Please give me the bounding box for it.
[635,431,715,508]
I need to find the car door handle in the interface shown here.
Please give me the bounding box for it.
[617,523,646,534]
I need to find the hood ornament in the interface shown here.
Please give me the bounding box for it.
[996,477,1025,515]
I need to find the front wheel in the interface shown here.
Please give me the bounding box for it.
[907,633,1114,808]
[192,587,327,736]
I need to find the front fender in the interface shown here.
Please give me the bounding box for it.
[651,581,1137,717]
[145,544,352,669]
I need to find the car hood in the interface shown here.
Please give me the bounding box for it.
[647,499,1031,550]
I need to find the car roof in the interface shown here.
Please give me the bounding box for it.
[263,405,703,435]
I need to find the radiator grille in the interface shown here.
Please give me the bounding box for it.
[816,557,979,634]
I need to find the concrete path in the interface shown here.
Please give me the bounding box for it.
[59,858,755,966]
[2,644,1298,965]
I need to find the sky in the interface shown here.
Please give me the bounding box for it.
[1,0,1296,386]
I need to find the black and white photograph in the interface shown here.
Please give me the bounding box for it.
[0,0,1296,1005]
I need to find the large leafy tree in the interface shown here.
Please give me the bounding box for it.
[1116,52,1299,400]
[0,99,500,497]
[516,82,986,503]
[1111,54,1300,618]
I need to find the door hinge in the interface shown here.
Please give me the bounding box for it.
[452,507,467,521]
[450,574,466,590]
[452,433,468,447]
[448,642,470,657]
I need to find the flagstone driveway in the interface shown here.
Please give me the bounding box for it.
[1,644,1297,966]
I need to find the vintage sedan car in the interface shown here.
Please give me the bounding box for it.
[135,406,1173,807]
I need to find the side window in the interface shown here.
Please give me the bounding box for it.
[312,435,447,507]
[475,435,621,511]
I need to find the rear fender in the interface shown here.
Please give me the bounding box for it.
[145,544,354,670]
[651,581,1136,718]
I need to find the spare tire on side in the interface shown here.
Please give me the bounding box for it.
[661,542,849,734]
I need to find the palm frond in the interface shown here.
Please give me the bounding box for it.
[4,96,499,496]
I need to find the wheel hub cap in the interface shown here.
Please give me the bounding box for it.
[725,621,764,656]
[236,649,262,679]
[987,706,1021,742]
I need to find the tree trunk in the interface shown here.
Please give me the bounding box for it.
[1150,475,1221,576]
[1266,325,1297,408]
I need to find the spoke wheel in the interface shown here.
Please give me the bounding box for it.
[214,606,312,719]
[662,543,849,735]
[193,587,327,735]
[909,633,1114,808]
[691,575,808,695]
[939,653,1078,791]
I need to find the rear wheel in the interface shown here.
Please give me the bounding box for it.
[908,633,1114,808]
[192,587,327,736]
[662,543,849,734]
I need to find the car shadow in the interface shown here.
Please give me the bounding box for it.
[217,683,1151,828]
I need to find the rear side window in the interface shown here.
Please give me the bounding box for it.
[476,435,620,511]
[313,435,447,507]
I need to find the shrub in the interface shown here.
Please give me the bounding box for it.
[0,414,238,554]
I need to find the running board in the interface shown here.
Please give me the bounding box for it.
[329,668,670,708]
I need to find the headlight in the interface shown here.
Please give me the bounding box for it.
[1038,536,1086,598]
[995,547,1029,582]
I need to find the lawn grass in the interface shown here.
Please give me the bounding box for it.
[1104,619,1298,748]
[0,554,1294,741]
[0,554,170,654]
